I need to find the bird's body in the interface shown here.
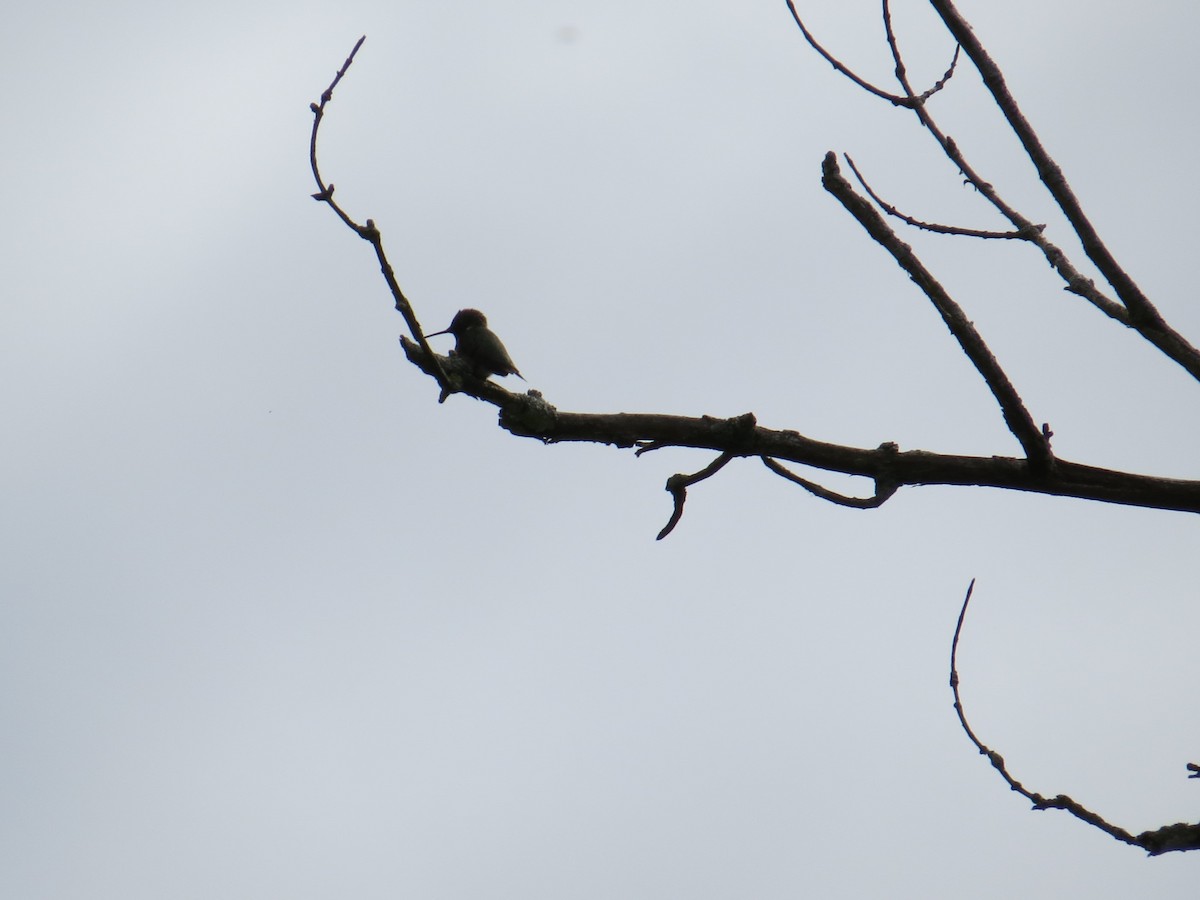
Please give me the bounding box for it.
[427,308,524,380]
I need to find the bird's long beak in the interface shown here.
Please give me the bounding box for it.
[425,327,451,338]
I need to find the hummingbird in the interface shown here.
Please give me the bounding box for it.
[426,308,524,381]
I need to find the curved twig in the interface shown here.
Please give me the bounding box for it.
[949,582,1140,848]
[844,154,1033,240]
[917,43,960,103]
[308,37,451,390]
[950,581,1200,855]
[308,36,368,235]
[657,452,735,540]
[786,1,959,107]
[785,0,907,105]
[761,456,896,508]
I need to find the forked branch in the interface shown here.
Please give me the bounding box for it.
[927,0,1200,379]
[784,0,959,107]
[313,5,1200,541]
[788,0,1200,378]
[821,153,1053,473]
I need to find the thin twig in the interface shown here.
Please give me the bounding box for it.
[785,0,907,105]
[657,452,736,540]
[844,154,1033,239]
[949,580,1144,851]
[308,37,451,389]
[915,43,960,103]
[832,2,1135,328]
[785,1,958,107]
[879,0,1038,237]
[761,456,896,508]
[881,0,961,104]
[308,37,368,235]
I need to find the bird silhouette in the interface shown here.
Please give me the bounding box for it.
[426,309,524,381]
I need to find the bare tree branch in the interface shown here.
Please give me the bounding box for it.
[928,0,1200,381]
[793,0,1200,376]
[400,334,1200,519]
[308,36,453,392]
[950,581,1200,855]
[787,1,1135,328]
[784,0,909,106]
[821,152,1053,473]
[784,0,958,107]
[925,5,1144,321]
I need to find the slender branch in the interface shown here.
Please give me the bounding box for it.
[881,0,909,89]
[821,152,1053,473]
[784,1,958,107]
[949,580,1141,849]
[844,154,1031,239]
[308,37,452,390]
[950,581,1200,855]
[308,36,368,235]
[918,43,961,104]
[785,0,908,105]
[883,3,1135,321]
[762,456,897,508]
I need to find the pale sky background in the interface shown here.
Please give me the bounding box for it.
[4,1,1199,897]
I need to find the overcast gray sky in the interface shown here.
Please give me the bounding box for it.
[4,1,1199,897]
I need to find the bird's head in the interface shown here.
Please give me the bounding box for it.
[427,308,487,337]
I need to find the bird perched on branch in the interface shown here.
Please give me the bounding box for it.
[426,308,524,381]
